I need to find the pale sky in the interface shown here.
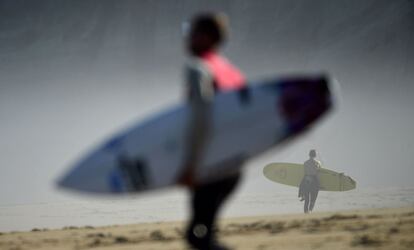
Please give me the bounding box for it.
[0,0,413,206]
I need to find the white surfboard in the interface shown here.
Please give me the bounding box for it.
[58,75,334,194]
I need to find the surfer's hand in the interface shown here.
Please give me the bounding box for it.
[178,167,196,187]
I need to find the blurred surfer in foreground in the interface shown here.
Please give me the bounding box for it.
[298,149,321,213]
[179,13,245,250]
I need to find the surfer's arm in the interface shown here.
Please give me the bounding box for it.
[180,61,214,186]
[316,160,322,169]
[186,61,214,103]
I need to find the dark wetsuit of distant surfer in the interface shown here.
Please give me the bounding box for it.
[178,13,246,250]
[299,150,321,213]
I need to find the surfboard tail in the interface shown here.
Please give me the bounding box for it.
[277,75,334,135]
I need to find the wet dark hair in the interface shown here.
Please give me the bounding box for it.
[190,13,228,46]
[309,150,317,158]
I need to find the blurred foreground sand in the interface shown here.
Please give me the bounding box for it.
[0,207,413,250]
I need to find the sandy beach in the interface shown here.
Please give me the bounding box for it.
[1,206,413,250]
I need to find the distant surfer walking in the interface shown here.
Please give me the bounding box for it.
[179,13,246,250]
[299,149,321,213]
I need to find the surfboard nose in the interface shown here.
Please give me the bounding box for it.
[56,169,82,192]
[56,164,91,192]
[278,75,333,133]
[57,153,118,194]
[57,170,106,194]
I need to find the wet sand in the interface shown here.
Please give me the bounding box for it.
[0,207,413,250]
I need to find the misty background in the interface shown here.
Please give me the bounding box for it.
[0,0,413,230]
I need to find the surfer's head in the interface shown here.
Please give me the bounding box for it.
[186,12,228,56]
[309,149,317,158]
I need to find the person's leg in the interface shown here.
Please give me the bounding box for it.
[309,178,319,212]
[303,190,310,213]
[187,173,241,249]
[309,189,319,212]
[187,188,214,248]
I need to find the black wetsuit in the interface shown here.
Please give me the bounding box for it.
[184,54,245,249]
[300,158,321,213]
